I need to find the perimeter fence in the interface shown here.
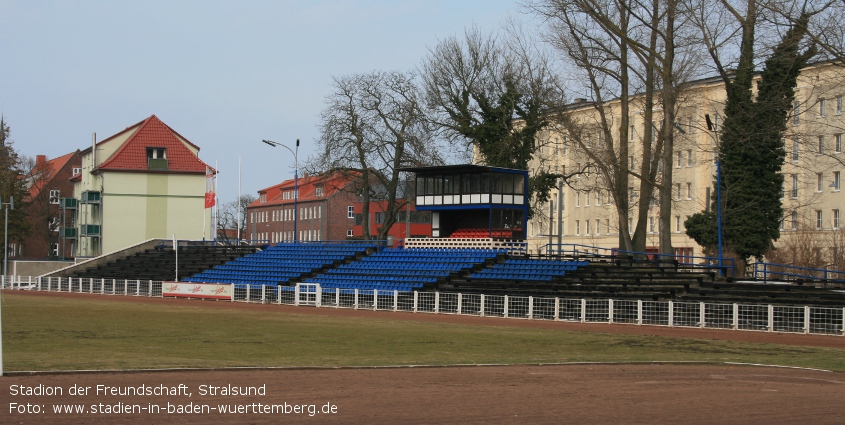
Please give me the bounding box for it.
[3,276,843,337]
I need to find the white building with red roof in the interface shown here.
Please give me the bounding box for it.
[70,115,215,257]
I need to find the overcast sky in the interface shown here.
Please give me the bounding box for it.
[1,0,523,202]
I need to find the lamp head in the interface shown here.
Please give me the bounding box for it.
[262,139,276,147]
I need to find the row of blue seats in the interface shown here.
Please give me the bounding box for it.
[218,260,326,268]
[326,269,451,277]
[194,271,302,279]
[184,277,284,285]
[215,264,319,272]
[240,252,348,261]
[306,276,435,285]
[314,274,438,282]
[469,270,557,282]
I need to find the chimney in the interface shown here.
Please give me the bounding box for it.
[36,155,47,168]
[574,98,587,104]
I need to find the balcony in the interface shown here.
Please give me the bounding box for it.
[80,191,101,204]
[80,224,101,237]
[61,228,78,239]
[60,198,78,209]
[148,158,169,170]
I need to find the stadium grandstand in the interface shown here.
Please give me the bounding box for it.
[42,165,845,308]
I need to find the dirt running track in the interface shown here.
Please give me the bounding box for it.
[1,291,844,424]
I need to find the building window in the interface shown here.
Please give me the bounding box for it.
[605,219,610,235]
[675,215,681,233]
[791,211,798,230]
[791,174,798,198]
[836,134,843,153]
[49,189,60,204]
[347,206,354,219]
[72,167,81,175]
[834,171,841,191]
[595,190,601,206]
[576,192,581,207]
[686,183,692,200]
[347,229,354,237]
[818,135,825,155]
[586,190,591,206]
[793,101,800,126]
[834,209,841,229]
[586,220,591,235]
[817,173,824,192]
[315,187,324,197]
[816,210,823,229]
[792,139,799,161]
[648,217,655,233]
[675,183,681,201]
[838,96,843,115]
[686,149,693,167]
[575,220,580,235]
[819,98,826,117]
[595,219,601,235]
[676,151,683,168]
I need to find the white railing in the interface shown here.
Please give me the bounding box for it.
[2,276,843,336]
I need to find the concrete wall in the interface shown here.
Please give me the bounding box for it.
[11,260,76,277]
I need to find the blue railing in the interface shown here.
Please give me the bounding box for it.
[753,262,845,286]
[544,243,735,276]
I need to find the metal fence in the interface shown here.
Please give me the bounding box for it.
[3,276,844,336]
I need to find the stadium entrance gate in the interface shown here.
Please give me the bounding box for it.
[295,283,321,307]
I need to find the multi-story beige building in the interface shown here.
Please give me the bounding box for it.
[521,62,844,266]
[65,115,214,258]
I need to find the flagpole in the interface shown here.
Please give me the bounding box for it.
[214,159,219,243]
[238,156,242,244]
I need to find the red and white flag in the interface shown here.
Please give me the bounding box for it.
[204,166,216,208]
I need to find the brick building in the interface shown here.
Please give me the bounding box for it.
[20,151,81,259]
[352,200,432,245]
[246,172,360,243]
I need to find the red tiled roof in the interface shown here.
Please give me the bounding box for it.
[26,151,80,199]
[249,172,359,208]
[96,115,211,173]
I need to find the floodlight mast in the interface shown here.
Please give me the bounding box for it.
[261,139,300,243]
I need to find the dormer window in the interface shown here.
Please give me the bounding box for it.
[315,187,324,197]
[147,148,168,170]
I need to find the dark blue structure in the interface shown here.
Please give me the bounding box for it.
[401,165,529,240]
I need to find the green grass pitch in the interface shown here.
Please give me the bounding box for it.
[3,293,844,372]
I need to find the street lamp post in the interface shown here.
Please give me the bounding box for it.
[1,196,12,377]
[3,196,13,280]
[262,139,299,243]
[705,115,724,276]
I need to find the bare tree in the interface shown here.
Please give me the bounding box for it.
[528,0,695,255]
[216,194,256,245]
[420,26,566,214]
[309,70,444,241]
